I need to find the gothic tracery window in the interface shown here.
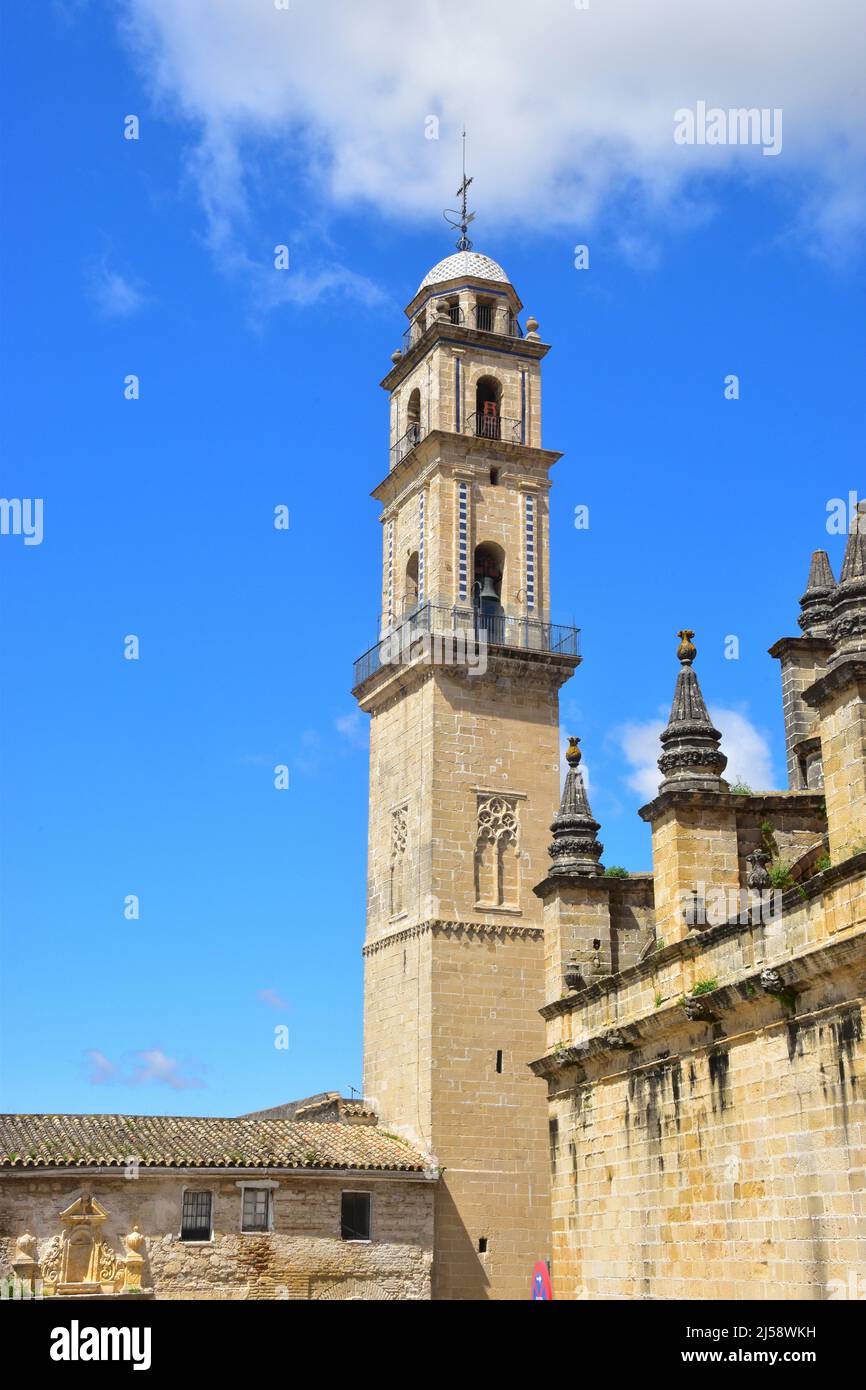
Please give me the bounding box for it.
[390,803,408,917]
[474,795,520,908]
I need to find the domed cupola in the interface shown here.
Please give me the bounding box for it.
[417,250,511,294]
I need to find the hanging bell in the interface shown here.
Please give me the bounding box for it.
[477,576,500,604]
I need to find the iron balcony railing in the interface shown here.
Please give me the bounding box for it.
[466,411,522,444]
[400,304,522,357]
[402,304,464,354]
[391,421,425,468]
[353,602,580,686]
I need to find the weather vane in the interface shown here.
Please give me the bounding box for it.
[444,128,475,251]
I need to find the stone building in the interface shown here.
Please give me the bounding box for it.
[0,1110,434,1300]
[1,223,863,1301]
[533,513,866,1299]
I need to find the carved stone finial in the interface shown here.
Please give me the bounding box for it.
[548,736,604,875]
[125,1223,145,1255]
[657,632,727,794]
[798,550,836,637]
[391,349,403,364]
[525,315,540,341]
[563,957,583,991]
[827,501,866,664]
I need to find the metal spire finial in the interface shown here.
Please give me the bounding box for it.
[444,128,475,251]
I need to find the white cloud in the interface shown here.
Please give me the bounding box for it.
[121,0,866,279]
[129,1048,204,1090]
[86,1047,204,1090]
[257,987,287,1010]
[619,718,667,802]
[89,262,148,318]
[336,711,368,749]
[85,1049,116,1084]
[618,705,775,801]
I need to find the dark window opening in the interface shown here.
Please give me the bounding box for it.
[341,1190,372,1242]
[592,939,600,951]
[475,302,495,332]
[495,1049,503,1073]
[478,1236,488,1253]
[181,1190,213,1242]
[490,467,500,485]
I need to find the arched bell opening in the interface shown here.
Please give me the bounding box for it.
[473,542,505,640]
[403,551,420,617]
[475,376,502,439]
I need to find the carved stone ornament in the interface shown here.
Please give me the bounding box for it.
[746,849,772,890]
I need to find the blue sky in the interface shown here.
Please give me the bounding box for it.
[1,2,863,1116]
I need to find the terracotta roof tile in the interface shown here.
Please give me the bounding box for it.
[0,1114,428,1173]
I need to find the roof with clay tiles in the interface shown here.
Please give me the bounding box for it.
[0,1113,429,1172]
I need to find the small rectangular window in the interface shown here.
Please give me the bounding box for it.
[181,1190,212,1241]
[241,1187,271,1233]
[341,1190,372,1242]
[478,1236,488,1253]
[496,1049,503,1073]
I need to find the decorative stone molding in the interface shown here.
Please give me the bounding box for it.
[475,793,520,908]
[26,1195,151,1297]
[363,918,544,956]
[746,850,772,889]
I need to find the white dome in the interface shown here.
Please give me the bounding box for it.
[417,250,510,293]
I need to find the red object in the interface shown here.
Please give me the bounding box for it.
[531,1261,553,1300]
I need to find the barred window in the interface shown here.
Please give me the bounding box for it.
[241,1187,271,1233]
[341,1190,371,1242]
[181,1190,212,1241]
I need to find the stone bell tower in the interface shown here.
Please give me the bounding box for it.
[352,221,580,1299]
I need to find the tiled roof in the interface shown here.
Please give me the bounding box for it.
[0,1114,428,1173]
[418,250,510,292]
[242,1094,378,1126]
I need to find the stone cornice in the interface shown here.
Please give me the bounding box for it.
[371,430,562,507]
[353,645,580,710]
[380,324,546,393]
[638,787,825,824]
[533,989,865,1088]
[767,635,834,661]
[802,658,866,709]
[0,1165,436,1183]
[532,930,866,1079]
[539,851,866,1024]
[533,870,654,901]
[363,917,544,957]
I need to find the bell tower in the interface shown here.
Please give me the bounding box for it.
[353,205,580,1298]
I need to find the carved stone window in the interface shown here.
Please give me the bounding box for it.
[475,794,520,908]
[390,802,408,918]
